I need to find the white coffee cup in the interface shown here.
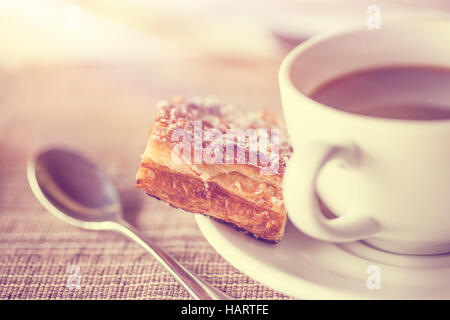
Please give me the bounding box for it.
[279,19,450,255]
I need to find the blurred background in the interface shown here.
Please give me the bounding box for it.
[1,0,449,299]
[2,0,450,161]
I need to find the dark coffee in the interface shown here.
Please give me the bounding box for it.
[309,66,450,120]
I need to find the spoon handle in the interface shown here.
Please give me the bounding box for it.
[113,220,231,300]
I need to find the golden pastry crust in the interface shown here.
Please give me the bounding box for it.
[136,97,292,242]
[136,160,285,241]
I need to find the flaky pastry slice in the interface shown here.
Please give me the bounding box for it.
[135,97,292,242]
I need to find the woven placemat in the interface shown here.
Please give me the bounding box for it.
[0,62,290,299]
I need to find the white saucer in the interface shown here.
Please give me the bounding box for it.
[196,216,450,299]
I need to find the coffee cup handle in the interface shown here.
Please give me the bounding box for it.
[283,142,380,242]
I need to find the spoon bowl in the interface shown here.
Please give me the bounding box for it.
[28,148,121,229]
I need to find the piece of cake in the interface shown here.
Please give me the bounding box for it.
[135,97,292,242]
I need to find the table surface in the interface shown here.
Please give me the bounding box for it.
[4,0,448,301]
[0,52,292,299]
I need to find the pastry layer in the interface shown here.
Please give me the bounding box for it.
[143,138,285,214]
[136,159,285,242]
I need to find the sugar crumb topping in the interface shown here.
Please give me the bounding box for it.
[151,97,293,175]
